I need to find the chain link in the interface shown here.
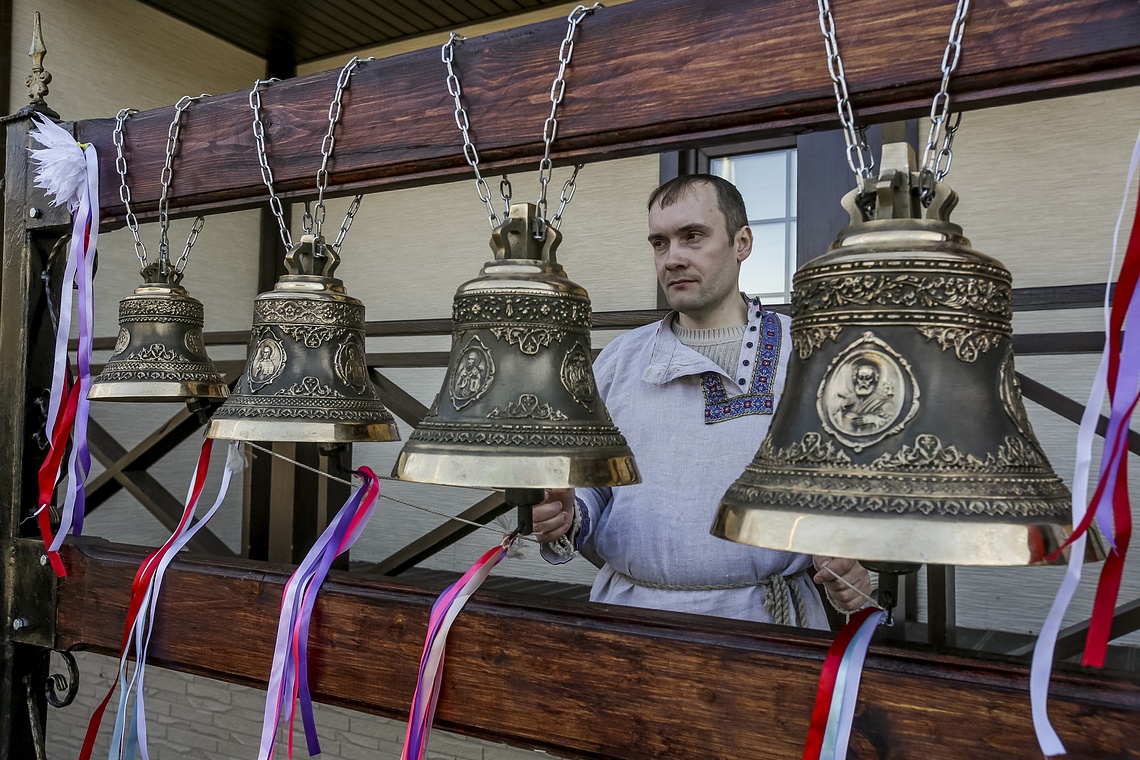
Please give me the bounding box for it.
[157,94,210,273]
[249,77,293,252]
[249,59,371,255]
[443,32,501,229]
[112,108,147,267]
[441,4,600,236]
[920,0,970,180]
[815,0,970,198]
[114,99,210,275]
[815,0,874,184]
[174,216,205,274]
[535,3,599,236]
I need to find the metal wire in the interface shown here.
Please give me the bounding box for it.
[243,442,538,544]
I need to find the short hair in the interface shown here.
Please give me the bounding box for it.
[647,173,749,241]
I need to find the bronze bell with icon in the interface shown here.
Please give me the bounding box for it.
[89,263,229,403]
[712,143,1093,567]
[206,235,398,443]
[394,202,640,528]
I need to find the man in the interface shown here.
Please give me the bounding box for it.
[533,174,870,628]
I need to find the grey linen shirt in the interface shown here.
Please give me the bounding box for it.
[541,298,828,628]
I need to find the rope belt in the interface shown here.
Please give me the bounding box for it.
[613,569,811,627]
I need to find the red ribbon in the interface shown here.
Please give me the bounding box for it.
[802,607,877,760]
[78,439,213,760]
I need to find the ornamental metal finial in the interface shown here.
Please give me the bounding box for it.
[26,12,51,106]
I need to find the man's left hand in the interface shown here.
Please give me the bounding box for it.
[812,556,872,613]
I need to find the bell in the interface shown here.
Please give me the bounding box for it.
[394,203,640,507]
[712,143,1090,567]
[206,235,398,443]
[89,263,230,402]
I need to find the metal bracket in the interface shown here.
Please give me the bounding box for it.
[8,538,57,648]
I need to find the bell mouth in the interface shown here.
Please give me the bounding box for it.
[207,417,398,444]
[88,380,229,402]
[711,503,1107,566]
[393,448,640,490]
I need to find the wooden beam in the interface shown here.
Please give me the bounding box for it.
[55,540,1140,759]
[83,372,240,511]
[1017,372,1140,456]
[85,420,234,556]
[369,369,429,427]
[361,492,509,577]
[69,0,1140,223]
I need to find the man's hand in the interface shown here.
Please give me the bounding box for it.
[812,556,872,613]
[532,488,576,543]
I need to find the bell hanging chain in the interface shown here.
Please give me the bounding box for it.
[157,94,209,274]
[113,98,209,276]
[441,3,600,236]
[442,33,502,229]
[815,0,970,205]
[113,108,146,268]
[250,56,372,255]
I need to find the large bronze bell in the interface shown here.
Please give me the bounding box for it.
[713,143,1084,567]
[89,263,229,402]
[394,203,640,509]
[207,235,398,443]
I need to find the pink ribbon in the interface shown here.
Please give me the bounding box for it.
[258,467,380,760]
[401,534,518,760]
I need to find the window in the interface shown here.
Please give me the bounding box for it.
[711,149,797,304]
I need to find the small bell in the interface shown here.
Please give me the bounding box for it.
[89,263,229,402]
[207,235,398,443]
[712,143,1101,567]
[394,203,639,510]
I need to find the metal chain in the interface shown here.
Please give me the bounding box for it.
[249,77,293,252]
[307,56,372,242]
[157,94,210,273]
[535,3,599,236]
[174,215,205,274]
[441,4,601,235]
[815,0,874,184]
[250,59,370,255]
[815,0,970,197]
[443,32,501,229]
[920,0,971,178]
[112,108,147,267]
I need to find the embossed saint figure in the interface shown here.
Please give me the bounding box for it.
[449,339,494,409]
[251,344,277,381]
[838,358,895,434]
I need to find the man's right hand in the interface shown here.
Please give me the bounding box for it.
[532,488,576,543]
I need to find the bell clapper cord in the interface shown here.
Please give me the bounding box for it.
[244,441,541,546]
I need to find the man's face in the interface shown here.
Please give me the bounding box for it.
[648,182,750,319]
[853,365,878,396]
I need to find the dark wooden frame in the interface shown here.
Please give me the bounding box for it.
[5,1,1140,757]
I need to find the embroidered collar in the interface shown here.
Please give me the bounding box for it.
[700,298,781,423]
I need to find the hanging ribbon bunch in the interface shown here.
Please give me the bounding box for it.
[257,466,380,760]
[77,439,240,760]
[802,607,887,760]
[401,533,518,760]
[28,115,101,577]
[1031,128,1140,756]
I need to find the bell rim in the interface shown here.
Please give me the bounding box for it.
[711,502,1106,567]
[87,380,230,402]
[206,418,400,444]
[393,448,641,490]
